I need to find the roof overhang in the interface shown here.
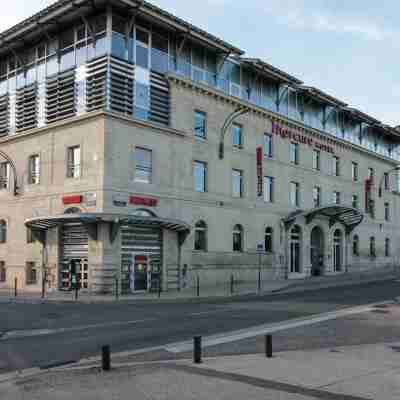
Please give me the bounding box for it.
[343,107,381,126]
[283,205,364,233]
[25,212,191,235]
[0,0,243,58]
[240,58,303,86]
[298,86,348,108]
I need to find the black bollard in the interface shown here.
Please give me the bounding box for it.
[196,275,200,297]
[230,274,234,295]
[14,277,17,297]
[265,334,272,358]
[115,277,119,300]
[193,336,202,364]
[75,282,79,301]
[158,276,162,298]
[102,345,111,371]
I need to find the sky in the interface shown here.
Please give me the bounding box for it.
[2,0,399,126]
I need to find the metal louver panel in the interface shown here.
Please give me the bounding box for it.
[16,83,38,132]
[61,223,89,259]
[109,58,134,116]
[46,69,76,123]
[86,56,108,112]
[0,94,9,136]
[149,70,169,125]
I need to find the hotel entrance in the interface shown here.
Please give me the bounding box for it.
[310,226,324,276]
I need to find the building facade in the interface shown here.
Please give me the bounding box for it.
[0,0,399,294]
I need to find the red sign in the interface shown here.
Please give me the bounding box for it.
[63,195,82,205]
[272,121,335,154]
[129,196,158,207]
[135,255,148,263]
[256,146,263,197]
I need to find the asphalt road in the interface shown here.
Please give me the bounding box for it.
[1,280,400,373]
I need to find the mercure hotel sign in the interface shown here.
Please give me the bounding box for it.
[272,121,335,154]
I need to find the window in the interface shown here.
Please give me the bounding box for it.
[368,168,374,181]
[194,161,207,192]
[370,237,376,257]
[385,238,391,257]
[352,162,359,182]
[385,202,390,221]
[0,261,5,282]
[135,147,152,183]
[67,146,81,178]
[194,110,206,138]
[0,220,6,243]
[233,224,243,252]
[312,150,320,171]
[290,182,300,207]
[332,156,340,176]
[26,262,37,285]
[264,134,273,157]
[333,191,341,205]
[263,176,274,203]
[384,172,390,191]
[352,194,359,209]
[289,142,298,164]
[231,123,242,148]
[0,161,10,189]
[265,227,273,253]
[28,154,40,184]
[27,227,34,244]
[194,221,207,251]
[232,169,243,198]
[352,235,359,257]
[313,186,321,208]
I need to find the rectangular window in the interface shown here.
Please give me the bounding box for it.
[0,261,5,282]
[27,227,34,244]
[313,186,321,208]
[231,123,242,148]
[333,191,341,205]
[263,176,274,203]
[370,237,376,257]
[194,110,206,139]
[289,143,299,164]
[28,154,40,185]
[264,134,273,158]
[385,238,391,257]
[352,194,359,209]
[135,147,152,184]
[67,146,81,178]
[352,162,358,182]
[384,172,390,191]
[232,169,243,198]
[0,161,10,189]
[312,150,320,171]
[368,167,374,181]
[332,156,340,176]
[385,202,390,221]
[194,161,207,192]
[290,181,300,207]
[26,262,37,285]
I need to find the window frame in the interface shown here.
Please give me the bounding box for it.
[290,181,300,207]
[370,236,376,258]
[385,238,391,257]
[289,142,299,165]
[28,154,40,185]
[352,162,359,182]
[0,220,6,244]
[194,220,207,252]
[0,261,5,282]
[134,147,153,184]
[312,149,320,171]
[194,160,207,193]
[231,169,243,198]
[352,235,359,257]
[313,186,321,208]
[25,261,37,285]
[352,194,359,209]
[66,145,81,179]
[194,110,207,139]
[265,227,273,253]
[264,133,273,158]
[332,156,340,176]
[384,202,390,222]
[263,176,274,203]
[231,123,243,149]
[232,224,244,252]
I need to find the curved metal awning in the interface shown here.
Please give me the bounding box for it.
[25,213,191,235]
[283,205,364,233]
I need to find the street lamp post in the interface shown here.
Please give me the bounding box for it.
[378,165,400,198]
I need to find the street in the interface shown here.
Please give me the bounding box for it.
[1,279,400,373]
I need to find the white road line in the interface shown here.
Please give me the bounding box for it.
[165,302,389,353]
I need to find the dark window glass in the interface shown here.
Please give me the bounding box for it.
[264,134,273,157]
[194,111,206,138]
[352,235,359,256]
[233,224,243,252]
[194,221,207,251]
[265,227,273,253]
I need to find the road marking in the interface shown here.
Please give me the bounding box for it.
[1,318,157,340]
[166,302,388,353]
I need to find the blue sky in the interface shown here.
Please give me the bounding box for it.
[2,0,399,126]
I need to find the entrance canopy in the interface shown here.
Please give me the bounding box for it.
[25,213,191,242]
[283,206,364,233]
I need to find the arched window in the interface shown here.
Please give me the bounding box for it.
[233,224,243,252]
[370,237,376,257]
[194,220,207,251]
[385,238,391,257]
[0,220,6,243]
[265,227,273,253]
[352,235,359,257]
[0,261,5,282]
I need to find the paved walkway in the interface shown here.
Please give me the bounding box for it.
[2,341,399,399]
[0,267,399,303]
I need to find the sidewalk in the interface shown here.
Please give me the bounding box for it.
[2,341,398,399]
[0,267,399,304]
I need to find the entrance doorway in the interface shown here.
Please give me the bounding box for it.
[60,258,89,290]
[333,229,343,272]
[310,226,324,276]
[290,225,302,273]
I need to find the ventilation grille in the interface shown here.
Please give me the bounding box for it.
[0,94,9,137]
[109,58,134,116]
[16,84,38,132]
[86,57,108,112]
[149,70,169,126]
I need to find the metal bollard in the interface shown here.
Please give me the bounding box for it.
[265,334,272,358]
[230,274,234,295]
[196,275,200,297]
[75,282,79,301]
[158,276,162,298]
[102,345,111,371]
[193,336,202,364]
[14,277,17,297]
[115,277,119,300]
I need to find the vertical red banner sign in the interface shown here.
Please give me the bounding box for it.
[256,146,263,197]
